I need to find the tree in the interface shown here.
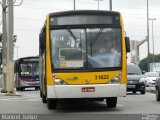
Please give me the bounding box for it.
[139,54,160,72]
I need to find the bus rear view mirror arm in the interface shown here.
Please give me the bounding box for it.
[125,37,130,53]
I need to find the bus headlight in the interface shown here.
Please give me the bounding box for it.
[53,75,68,85]
[108,72,121,84]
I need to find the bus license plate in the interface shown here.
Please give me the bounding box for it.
[82,87,95,92]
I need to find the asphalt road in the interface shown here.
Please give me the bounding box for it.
[0,88,160,120]
[0,88,159,114]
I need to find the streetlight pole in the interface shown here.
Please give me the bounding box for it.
[136,39,147,64]
[147,0,150,72]
[73,0,75,10]
[149,18,156,66]
[95,0,104,10]
[109,0,112,11]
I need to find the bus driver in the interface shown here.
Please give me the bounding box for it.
[89,39,121,68]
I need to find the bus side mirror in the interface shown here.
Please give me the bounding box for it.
[39,32,46,50]
[125,37,130,52]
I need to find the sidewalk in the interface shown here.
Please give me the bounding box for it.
[0,88,21,96]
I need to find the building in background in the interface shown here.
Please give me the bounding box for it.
[130,40,140,64]
[150,62,160,72]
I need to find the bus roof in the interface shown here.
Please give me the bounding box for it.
[15,56,39,63]
[49,10,120,17]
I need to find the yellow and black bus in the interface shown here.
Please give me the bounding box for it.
[39,10,130,109]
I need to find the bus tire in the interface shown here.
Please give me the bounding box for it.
[106,97,117,108]
[35,87,39,90]
[16,87,20,91]
[47,99,58,110]
[20,87,24,91]
[42,93,47,103]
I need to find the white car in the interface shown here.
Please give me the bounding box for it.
[143,72,160,87]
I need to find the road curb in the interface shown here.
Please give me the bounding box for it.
[0,92,21,96]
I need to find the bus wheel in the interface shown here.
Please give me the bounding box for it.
[47,99,58,110]
[35,87,39,90]
[16,87,20,91]
[20,87,24,91]
[106,97,117,108]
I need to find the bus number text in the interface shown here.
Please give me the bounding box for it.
[95,75,109,80]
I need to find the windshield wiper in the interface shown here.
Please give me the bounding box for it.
[91,26,104,46]
[66,27,79,44]
[89,26,103,55]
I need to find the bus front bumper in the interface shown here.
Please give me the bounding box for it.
[47,84,126,99]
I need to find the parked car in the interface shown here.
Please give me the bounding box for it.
[155,77,160,101]
[142,72,159,87]
[127,63,146,94]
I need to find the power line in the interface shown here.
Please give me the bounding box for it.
[15,28,40,32]
[16,4,160,17]
[13,0,23,6]
[15,17,43,22]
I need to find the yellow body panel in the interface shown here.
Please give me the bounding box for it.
[120,14,127,84]
[53,71,121,85]
[46,15,54,86]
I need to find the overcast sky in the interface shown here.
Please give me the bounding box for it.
[0,0,160,62]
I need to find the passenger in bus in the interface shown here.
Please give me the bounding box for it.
[89,39,121,68]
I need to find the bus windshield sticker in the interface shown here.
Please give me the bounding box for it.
[65,60,84,68]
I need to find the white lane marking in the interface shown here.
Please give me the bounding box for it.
[0,98,41,101]
[0,96,41,101]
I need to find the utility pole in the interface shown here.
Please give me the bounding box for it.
[95,0,104,10]
[73,0,75,10]
[149,18,156,66]
[1,0,7,93]
[109,0,112,11]
[147,0,150,72]
[6,0,14,93]
[136,39,147,64]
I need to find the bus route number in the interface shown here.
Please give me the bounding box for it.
[95,75,109,80]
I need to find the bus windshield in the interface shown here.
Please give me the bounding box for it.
[20,62,39,77]
[50,27,122,70]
